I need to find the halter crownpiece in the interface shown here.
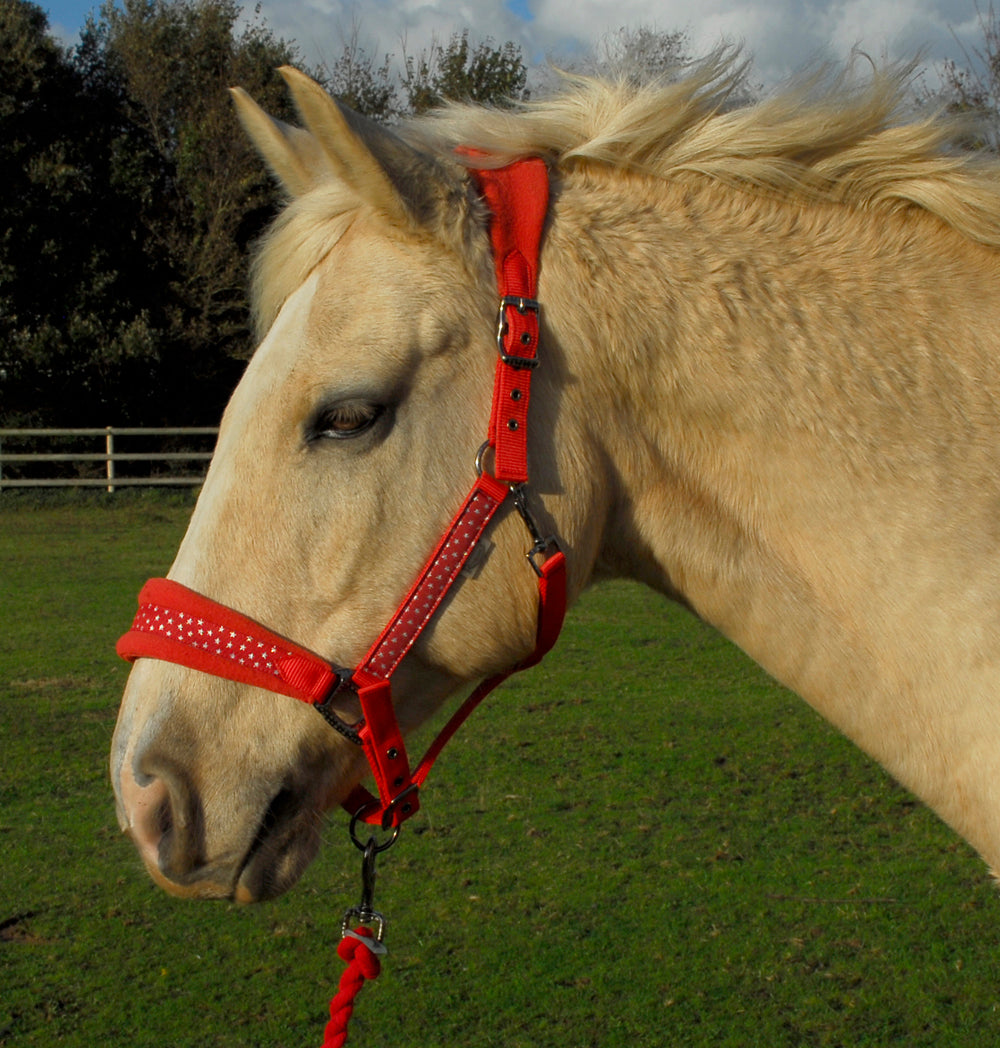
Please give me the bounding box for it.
[117,156,565,829]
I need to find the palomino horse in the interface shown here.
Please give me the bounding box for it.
[113,55,1000,908]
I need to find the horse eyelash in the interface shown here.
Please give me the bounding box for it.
[309,402,386,442]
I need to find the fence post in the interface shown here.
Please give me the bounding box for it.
[106,427,115,493]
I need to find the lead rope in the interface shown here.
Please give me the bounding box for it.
[323,817,397,1046]
[323,929,383,1048]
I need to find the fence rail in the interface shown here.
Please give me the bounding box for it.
[0,427,218,490]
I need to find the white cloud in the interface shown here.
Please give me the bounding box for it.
[252,0,990,87]
[262,0,529,72]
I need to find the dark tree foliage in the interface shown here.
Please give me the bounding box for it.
[1,0,303,425]
[402,31,529,115]
[323,29,529,121]
[0,3,526,426]
[73,0,308,424]
[323,24,399,122]
[0,0,152,425]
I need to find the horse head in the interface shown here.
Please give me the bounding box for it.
[110,68,596,902]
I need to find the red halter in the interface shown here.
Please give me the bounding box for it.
[117,158,566,829]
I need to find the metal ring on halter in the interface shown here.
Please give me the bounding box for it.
[474,440,494,478]
[349,805,402,853]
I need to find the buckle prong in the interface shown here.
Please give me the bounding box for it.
[496,295,541,371]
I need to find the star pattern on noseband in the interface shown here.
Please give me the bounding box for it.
[130,602,295,679]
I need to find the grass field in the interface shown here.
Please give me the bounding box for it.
[3,491,1000,1047]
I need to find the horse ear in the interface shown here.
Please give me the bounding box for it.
[230,86,332,198]
[273,66,459,229]
[233,68,465,230]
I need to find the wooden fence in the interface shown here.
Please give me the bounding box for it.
[0,427,218,490]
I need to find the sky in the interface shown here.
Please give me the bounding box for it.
[41,0,993,90]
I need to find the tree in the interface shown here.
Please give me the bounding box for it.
[321,29,530,121]
[541,26,757,106]
[935,4,1000,152]
[1,0,307,426]
[590,24,693,83]
[78,0,308,422]
[0,0,155,426]
[322,22,399,121]
[0,4,532,427]
[402,31,529,115]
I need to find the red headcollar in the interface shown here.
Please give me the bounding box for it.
[118,158,565,828]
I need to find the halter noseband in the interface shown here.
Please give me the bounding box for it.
[117,158,566,830]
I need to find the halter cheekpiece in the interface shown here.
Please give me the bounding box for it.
[117,157,566,831]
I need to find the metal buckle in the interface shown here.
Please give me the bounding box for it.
[496,295,541,371]
[314,669,364,745]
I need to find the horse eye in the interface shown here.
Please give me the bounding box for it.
[310,402,384,441]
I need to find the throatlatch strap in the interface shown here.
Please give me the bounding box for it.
[411,547,566,783]
[343,543,567,822]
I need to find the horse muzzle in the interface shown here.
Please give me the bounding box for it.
[116,758,324,902]
[111,663,359,902]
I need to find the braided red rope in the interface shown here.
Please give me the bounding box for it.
[322,929,383,1048]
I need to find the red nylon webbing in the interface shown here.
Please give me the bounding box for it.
[411,546,566,785]
[344,542,567,822]
[345,473,508,824]
[116,577,338,703]
[469,159,549,485]
[355,472,508,683]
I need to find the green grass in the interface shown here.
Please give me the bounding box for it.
[3,491,1000,1046]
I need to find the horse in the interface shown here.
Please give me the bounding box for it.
[112,52,1000,911]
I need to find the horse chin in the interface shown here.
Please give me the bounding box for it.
[232,849,318,903]
[232,798,324,903]
[127,807,322,903]
[138,858,235,901]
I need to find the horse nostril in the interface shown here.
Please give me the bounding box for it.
[121,772,174,873]
[155,795,173,838]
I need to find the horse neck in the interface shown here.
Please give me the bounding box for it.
[542,166,1000,870]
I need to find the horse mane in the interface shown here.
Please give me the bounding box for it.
[408,49,1000,249]
[251,50,1000,335]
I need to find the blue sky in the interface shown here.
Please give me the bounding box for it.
[40,0,990,89]
[45,0,97,34]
